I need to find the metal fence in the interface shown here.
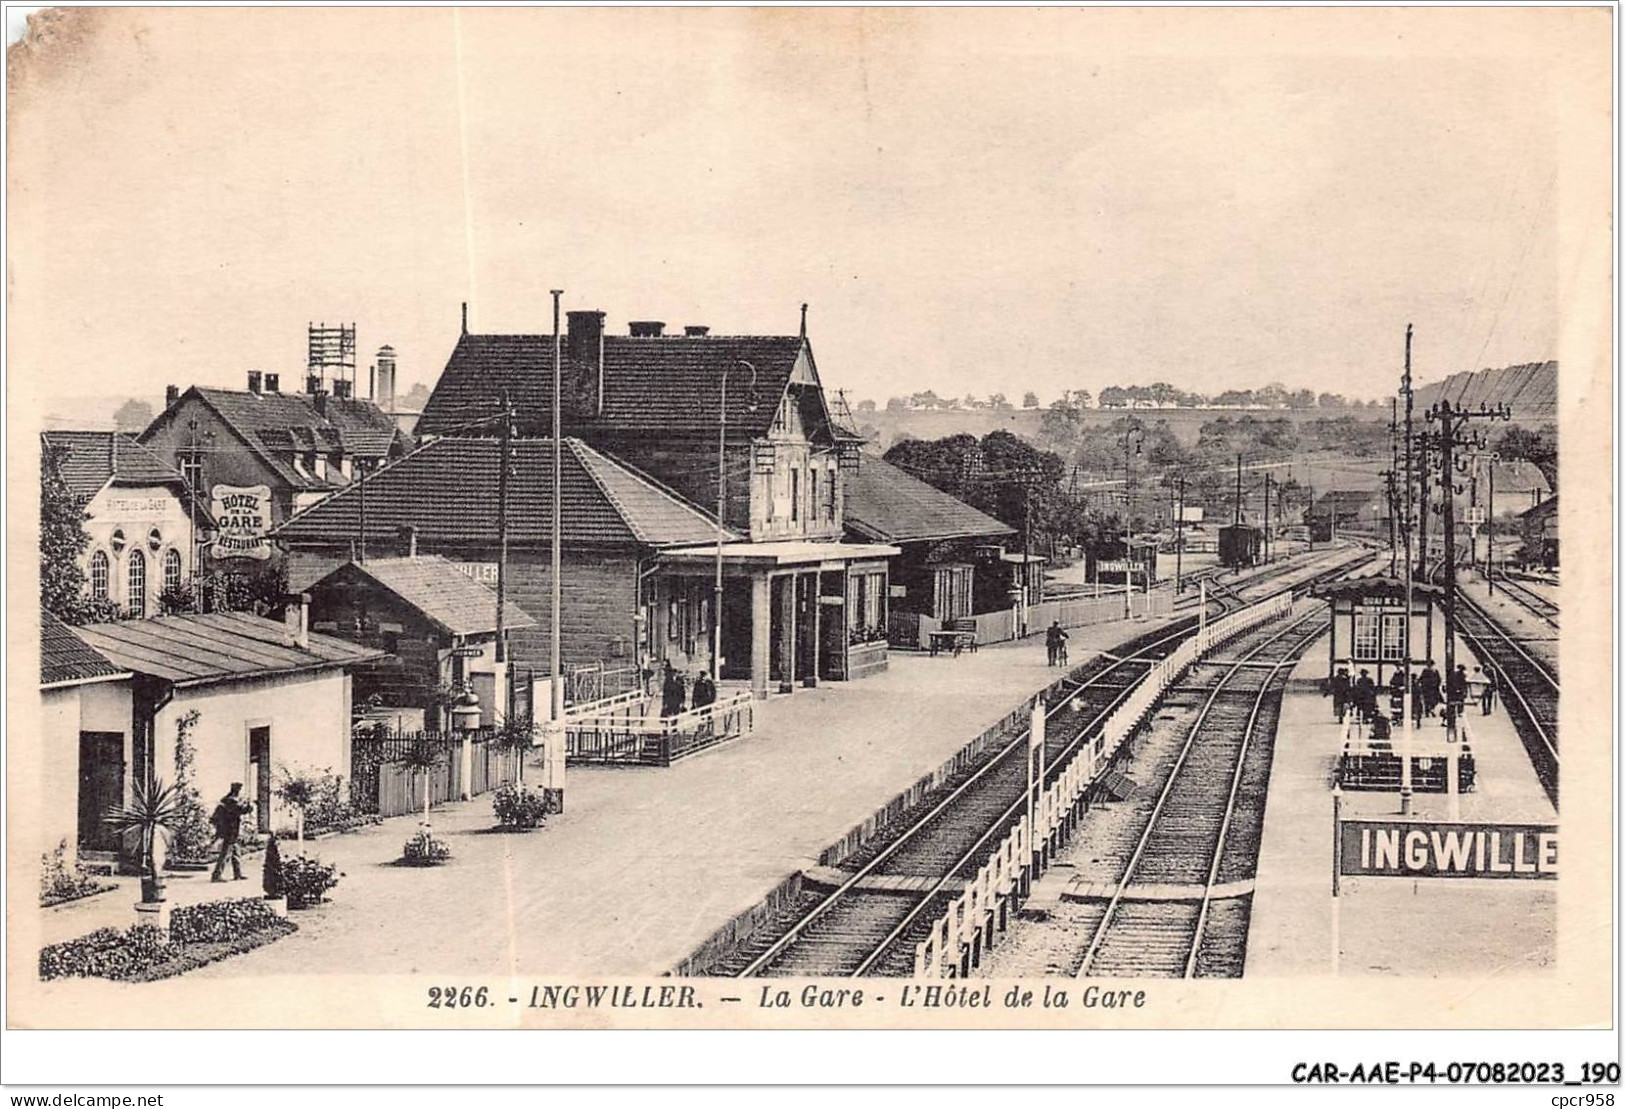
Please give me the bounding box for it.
[564,691,756,767]
[904,590,1176,651]
[350,728,520,818]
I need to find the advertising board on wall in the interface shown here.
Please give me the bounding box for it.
[209,483,273,560]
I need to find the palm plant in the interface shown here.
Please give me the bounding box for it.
[395,739,445,824]
[104,777,183,904]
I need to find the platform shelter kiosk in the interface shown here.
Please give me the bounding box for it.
[1312,575,1439,686]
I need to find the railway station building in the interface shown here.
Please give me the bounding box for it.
[281,305,919,700]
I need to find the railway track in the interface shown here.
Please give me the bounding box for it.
[1491,575,1560,628]
[1455,589,1559,806]
[1073,608,1328,979]
[710,547,1375,978]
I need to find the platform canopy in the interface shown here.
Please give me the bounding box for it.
[659,539,900,569]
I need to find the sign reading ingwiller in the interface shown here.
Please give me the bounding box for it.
[1338,819,1558,880]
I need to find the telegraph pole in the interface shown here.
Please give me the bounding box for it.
[1262,473,1272,564]
[1174,473,1186,594]
[494,389,513,663]
[1486,453,1499,594]
[1425,397,1512,745]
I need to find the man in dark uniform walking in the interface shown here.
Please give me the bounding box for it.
[210,782,254,882]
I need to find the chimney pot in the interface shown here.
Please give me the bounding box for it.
[282,592,311,650]
[165,385,180,409]
[247,371,263,394]
[684,325,710,337]
[629,320,666,338]
[264,373,280,394]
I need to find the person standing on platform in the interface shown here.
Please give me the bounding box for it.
[1387,669,1407,723]
[1331,666,1351,723]
[1479,664,1499,715]
[1418,662,1443,718]
[692,670,717,711]
[1446,664,1470,723]
[660,662,686,718]
[1354,669,1377,723]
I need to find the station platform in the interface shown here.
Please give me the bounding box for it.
[1245,629,1557,977]
[37,606,1185,980]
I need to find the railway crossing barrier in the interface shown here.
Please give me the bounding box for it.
[913,591,1296,977]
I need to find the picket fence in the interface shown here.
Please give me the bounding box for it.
[913,591,1293,977]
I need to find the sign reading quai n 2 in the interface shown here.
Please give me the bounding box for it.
[1339,819,1558,879]
[210,483,273,560]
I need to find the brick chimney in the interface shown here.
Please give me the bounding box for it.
[565,310,607,417]
[313,391,328,417]
[398,524,418,558]
[628,321,665,338]
[684,325,710,336]
[373,345,397,410]
[283,592,310,649]
[165,385,180,409]
[246,371,263,394]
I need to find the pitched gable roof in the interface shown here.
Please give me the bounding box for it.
[416,330,829,440]
[147,388,408,492]
[42,431,188,500]
[309,556,537,638]
[41,610,129,687]
[843,455,1014,545]
[73,611,384,688]
[276,435,732,550]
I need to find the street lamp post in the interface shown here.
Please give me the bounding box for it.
[714,361,757,681]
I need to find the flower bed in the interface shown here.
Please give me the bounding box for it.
[39,840,115,908]
[38,898,296,983]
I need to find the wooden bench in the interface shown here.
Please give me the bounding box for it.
[929,619,979,657]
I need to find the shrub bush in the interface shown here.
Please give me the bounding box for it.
[39,838,110,906]
[401,829,452,867]
[262,835,284,899]
[169,898,281,945]
[492,785,550,830]
[279,854,341,909]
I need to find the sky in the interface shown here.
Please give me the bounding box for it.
[7,7,1610,414]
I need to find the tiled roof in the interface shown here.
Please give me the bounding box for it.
[843,455,1014,545]
[416,332,814,439]
[311,556,537,638]
[41,431,187,500]
[178,388,407,491]
[73,611,384,688]
[40,610,128,687]
[276,436,732,550]
[1414,362,1558,419]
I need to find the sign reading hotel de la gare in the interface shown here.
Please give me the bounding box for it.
[1339,818,1558,880]
[210,484,273,560]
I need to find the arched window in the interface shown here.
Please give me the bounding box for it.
[162,548,183,594]
[89,550,109,600]
[127,549,147,617]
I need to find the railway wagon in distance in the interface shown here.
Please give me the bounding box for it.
[1218,523,1263,569]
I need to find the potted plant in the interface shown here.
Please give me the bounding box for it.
[104,777,182,905]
